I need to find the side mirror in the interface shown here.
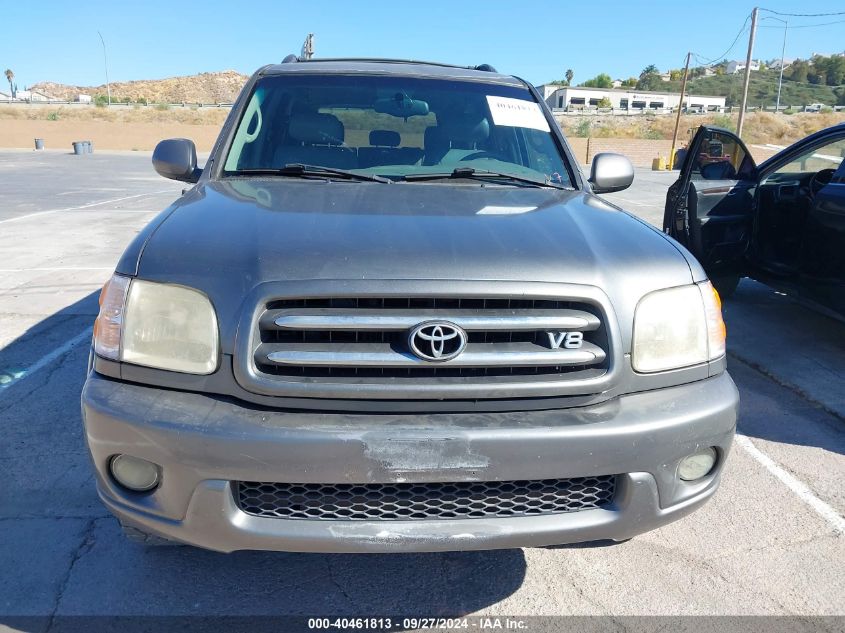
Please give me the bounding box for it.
[152,138,200,183]
[589,152,634,194]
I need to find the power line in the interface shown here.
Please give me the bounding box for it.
[759,18,845,29]
[759,8,845,17]
[693,13,752,67]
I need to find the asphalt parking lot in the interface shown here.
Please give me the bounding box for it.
[0,150,843,629]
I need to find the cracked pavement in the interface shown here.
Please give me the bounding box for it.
[0,152,842,627]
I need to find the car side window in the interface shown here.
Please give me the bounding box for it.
[833,159,845,185]
[765,138,845,183]
[690,131,752,181]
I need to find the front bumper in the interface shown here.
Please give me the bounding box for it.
[81,371,738,553]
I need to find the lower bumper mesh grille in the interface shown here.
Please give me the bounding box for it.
[234,476,616,521]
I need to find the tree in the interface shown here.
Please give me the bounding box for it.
[811,54,845,86]
[640,64,659,78]
[620,77,638,88]
[636,64,662,90]
[787,60,809,83]
[580,73,613,89]
[597,97,612,108]
[4,69,15,98]
[565,69,574,86]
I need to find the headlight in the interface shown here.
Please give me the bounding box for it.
[632,281,726,373]
[93,274,219,374]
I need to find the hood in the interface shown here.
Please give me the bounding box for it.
[130,179,695,351]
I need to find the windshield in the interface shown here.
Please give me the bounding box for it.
[222,74,573,187]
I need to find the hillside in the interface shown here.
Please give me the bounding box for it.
[557,110,845,145]
[686,69,843,107]
[30,70,249,104]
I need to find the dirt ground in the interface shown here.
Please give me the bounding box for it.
[0,119,224,152]
[1,108,842,160]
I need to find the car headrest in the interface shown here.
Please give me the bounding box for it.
[437,114,490,144]
[424,126,450,150]
[369,130,401,147]
[288,113,345,145]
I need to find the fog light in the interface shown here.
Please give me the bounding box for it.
[678,447,717,481]
[109,454,161,492]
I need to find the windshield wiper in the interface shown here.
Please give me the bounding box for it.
[402,167,569,189]
[231,164,391,184]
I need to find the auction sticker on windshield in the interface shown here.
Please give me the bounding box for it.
[486,95,550,132]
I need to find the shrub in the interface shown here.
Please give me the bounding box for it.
[155,102,169,111]
[597,97,612,109]
[46,111,59,121]
[711,114,734,130]
[574,119,592,137]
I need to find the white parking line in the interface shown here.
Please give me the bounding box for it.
[0,267,114,272]
[602,197,651,207]
[0,191,174,225]
[735,434,845,534]
[0,327,92,392]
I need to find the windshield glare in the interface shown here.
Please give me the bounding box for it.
[223,74,572,187]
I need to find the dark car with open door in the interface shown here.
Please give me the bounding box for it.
[664,123,845,318]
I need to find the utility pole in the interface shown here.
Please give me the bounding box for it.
[736,7,758,138]
[776,19,787,112]
[97,31,111,106]
[301,33,315,60]
[669,52,691,170]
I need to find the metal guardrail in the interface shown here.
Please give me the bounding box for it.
[551,104,845,116]
[3,100,840,114]
[0,100,234,108]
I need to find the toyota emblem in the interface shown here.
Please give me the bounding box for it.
[408,321,467,362]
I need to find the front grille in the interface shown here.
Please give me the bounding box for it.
[252,296,609,380]
[235,476,617,521]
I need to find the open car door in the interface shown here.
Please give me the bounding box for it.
[664,126,757,284]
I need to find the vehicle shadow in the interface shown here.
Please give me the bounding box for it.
[0,293,527,625]
[723,279,845,456]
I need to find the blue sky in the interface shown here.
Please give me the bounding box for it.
[3,0,844,88]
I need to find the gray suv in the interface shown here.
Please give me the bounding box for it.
[82,58,738,552]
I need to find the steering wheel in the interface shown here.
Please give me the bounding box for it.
[459,151,503,162]
[809,168,835,196]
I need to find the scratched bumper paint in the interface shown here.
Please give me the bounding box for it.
[81,371,738,553]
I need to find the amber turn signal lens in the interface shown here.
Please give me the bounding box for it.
[93,274,130,360]
[700,281,726,360]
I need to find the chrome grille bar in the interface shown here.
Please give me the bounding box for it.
[263,342,606,367]
[269,309,600,332]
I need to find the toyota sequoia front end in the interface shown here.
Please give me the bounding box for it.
[81,59,738,553]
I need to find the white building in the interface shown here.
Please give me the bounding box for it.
[76,94,92,104]
[536,85,725,112]
[769,58,795,70]
[726,60,760,74]
[15,89,54,102]
[537,83,564,102]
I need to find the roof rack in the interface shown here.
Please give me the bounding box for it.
[278,57,497,73]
